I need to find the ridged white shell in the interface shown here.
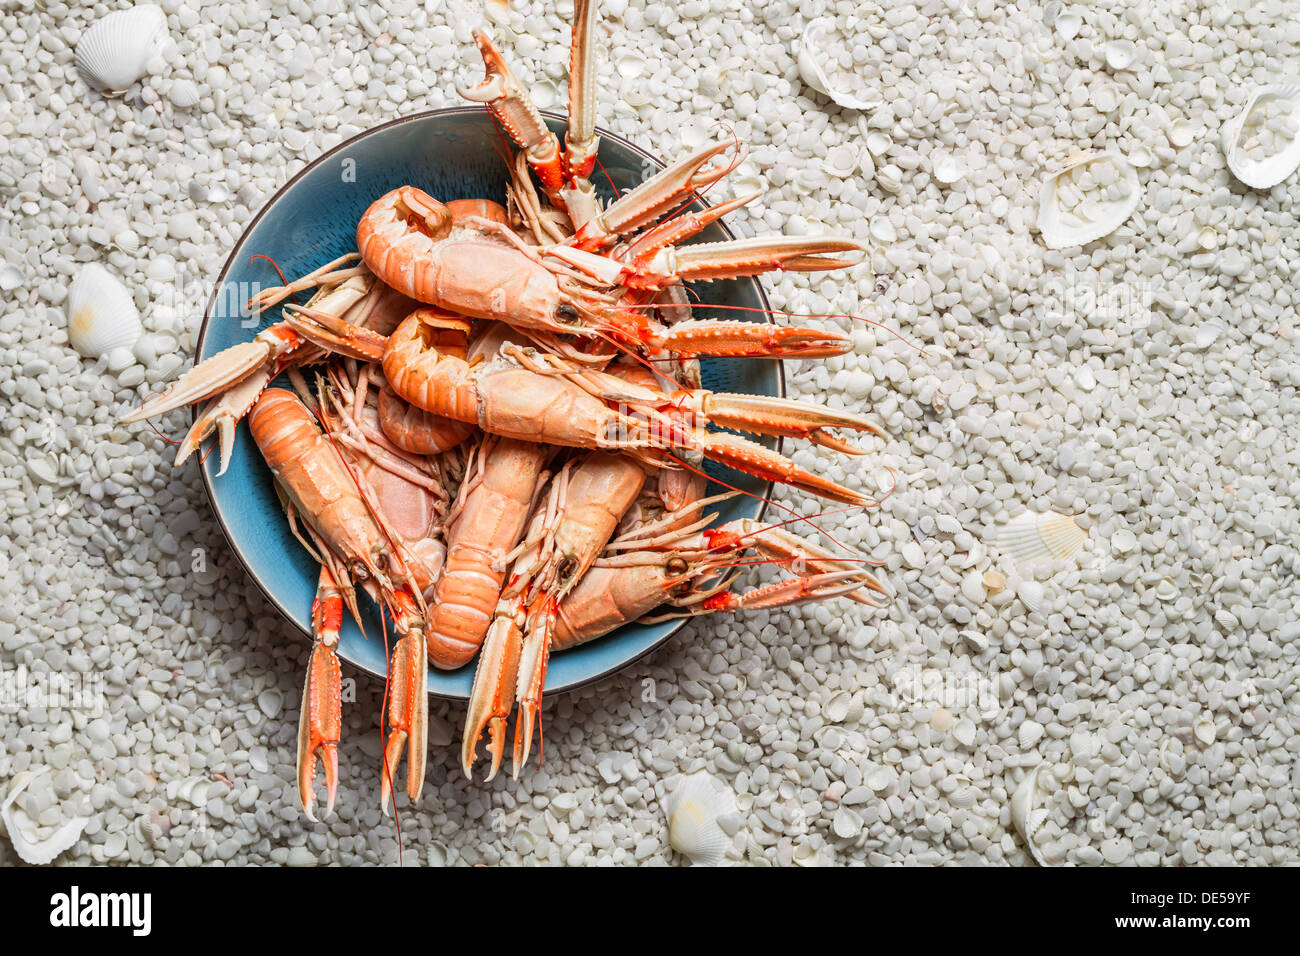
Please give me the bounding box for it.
[1010,764,1053,866]
[1,768,89,866]
[1036,152,1141,249]
[994,510,1088,568]
[665,771,735,866]
[797,19,879,112]
[1224,84,1300,189]
[74,4,169,94]
[67,263,142,358]
[166,78,202,109]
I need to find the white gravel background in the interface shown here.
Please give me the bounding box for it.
[1,0,1298,866]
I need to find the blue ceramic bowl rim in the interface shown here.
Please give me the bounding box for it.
[195,105,784,700]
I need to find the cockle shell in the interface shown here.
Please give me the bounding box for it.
[993,510,1088,569]
[1224,84,1300,189]
[665,771,736,865]
[1,768,90,866]
[1037,152,1141,249]
[1010,764,1053,866]
[166,78,202,109]
[74,4,169,94]
[66,263,142,358]
[797,19,879,112]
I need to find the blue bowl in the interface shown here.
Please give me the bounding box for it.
[197,107,782,699]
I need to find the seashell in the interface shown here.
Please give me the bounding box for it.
[166,78,202,109]
[869,218,896,244]
[1104,39,1136,71]
[954,719,977,747]
[791,843,823,866]
[258,688,284,718]
[865,765,896,793]
[1128,143,1154,168]
[929,707,954,732]
[27,452,61,485]
[1167,118,1197,149]
[615,51,646,79]
[1154,577,1179,602]
[74,4,169,94]
[1223,84,1300,189]
[993,510,1088,568]
[1194,716,1216,746]
[1036,152,1141,249]
[831,806,862,839]
[1197,226,1218,250]
[797,19,879,112]
[1054,9,1082,40]
[66,263,142,358]
[1017,579,1045,613]
[530,78,559,111]
[1093,83,1121,114]
[875,163,902,194]
[931,152,964,185]
[823,691,851,723]
[1010,764,1053,866]
[1,768,89,866]
[823,143,860,178]
[1110,528,1137,553]
[960,629,990,653]
[665,771,735,865]
[1194,323,1221,348]
[0,263,22,292]
[865,131,892,157]
[982,570,1006,595]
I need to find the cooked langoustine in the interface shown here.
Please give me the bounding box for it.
[247,387,431,817]
[285,305,884,505]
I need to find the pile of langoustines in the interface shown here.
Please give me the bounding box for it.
[120,3,891,830]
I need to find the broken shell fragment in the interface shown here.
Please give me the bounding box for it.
[932,153,964,185]
[1104,39,1136,71]
[1,768,90,866]
[1224,84,1300,189]
[1037,152,1142,249]
[1167,118,1197,149]
[797,19,880,111]
[1010,764,1053,866]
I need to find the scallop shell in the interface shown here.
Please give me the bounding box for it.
[66,263,141,358]
[797,19,879,112]
[1009,764,1053,866]
[993,510,1088,568]
[665,771,735,866]
[1224,84,1300,189]
[1037,152,1141,249]
[1,768,89,866]
[74,4,169,94]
